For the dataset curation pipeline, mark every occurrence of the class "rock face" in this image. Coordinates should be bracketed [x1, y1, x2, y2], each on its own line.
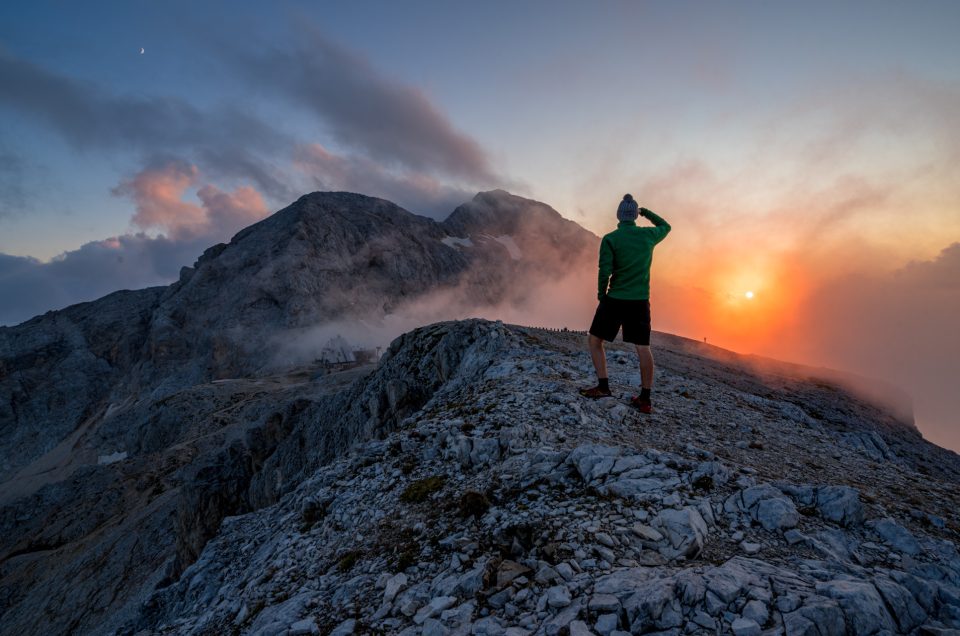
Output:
[1, 190, 959, 636]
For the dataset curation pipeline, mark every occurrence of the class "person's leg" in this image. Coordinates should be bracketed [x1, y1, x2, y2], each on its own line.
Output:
[589, 334, 608, 381]
[623, 300, 654, 412]
[636, 344, 654, 389]
[582, 300, 617, 397]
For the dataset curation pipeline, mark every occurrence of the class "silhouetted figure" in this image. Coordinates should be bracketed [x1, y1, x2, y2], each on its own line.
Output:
[579, 194, 671, 413]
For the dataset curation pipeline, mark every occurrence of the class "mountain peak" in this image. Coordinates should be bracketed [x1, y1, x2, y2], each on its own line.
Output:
[227, 190, 426, 246]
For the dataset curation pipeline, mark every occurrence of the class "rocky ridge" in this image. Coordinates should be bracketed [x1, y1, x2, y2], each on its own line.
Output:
[125, 320, 960, 636]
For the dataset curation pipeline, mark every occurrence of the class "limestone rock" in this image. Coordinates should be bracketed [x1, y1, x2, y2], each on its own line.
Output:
[815, 486, 865, 527]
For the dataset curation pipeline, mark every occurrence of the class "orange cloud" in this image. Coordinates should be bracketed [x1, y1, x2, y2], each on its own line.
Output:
[116, 161, 206, 238]
[114, 161, 268, 240]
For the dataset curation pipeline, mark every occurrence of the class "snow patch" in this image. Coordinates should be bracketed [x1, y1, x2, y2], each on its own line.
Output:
[441, 236, 474, 250]
[493, 234, 523, 260]
[98, 451, 128, 465]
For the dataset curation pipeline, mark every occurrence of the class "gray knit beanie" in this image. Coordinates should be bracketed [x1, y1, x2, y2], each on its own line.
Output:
[617, 194, 639, 221]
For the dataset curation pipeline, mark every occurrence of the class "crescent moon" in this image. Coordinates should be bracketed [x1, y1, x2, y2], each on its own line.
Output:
[139, 47, 145, 55]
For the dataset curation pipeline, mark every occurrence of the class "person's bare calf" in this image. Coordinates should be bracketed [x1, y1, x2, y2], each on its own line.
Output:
[636, 344, 654, 389]
[589, 334, 608, 379]
[632, 344, 655, 413]
[580, 334, 612, 397]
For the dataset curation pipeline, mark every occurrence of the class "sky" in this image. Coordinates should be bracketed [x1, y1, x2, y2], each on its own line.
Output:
[1, 1, 959, 449]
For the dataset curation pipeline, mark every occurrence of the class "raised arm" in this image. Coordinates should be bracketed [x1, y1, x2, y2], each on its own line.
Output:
[641, 207, 671, 243]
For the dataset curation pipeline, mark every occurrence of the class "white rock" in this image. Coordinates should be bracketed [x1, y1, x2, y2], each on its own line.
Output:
[289, 617, 320, 636]
[328, 618, 355, 636]
[546, 585, 572, 608]
[595, 532, 616, 547]
[595, 613, 619, 635]
[731, 617, 761, 636]
[383, 572, 408, 604]
[414, 595, 457, 624]
[555, 562, 575, 581]
[569, 620, 593, 636]
[740, 541, 762, 555]
[631, 524, 663, 542]
[588, 593, 621, 612]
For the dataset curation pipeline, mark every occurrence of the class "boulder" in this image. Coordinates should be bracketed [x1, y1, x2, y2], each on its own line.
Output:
[873, 576, 928, 632]
[546, 585, 572, 608]
[544, 597, 585, 636]
[755, 497, 799, 531]
[622, 577, 677, 632]
[795, 600, 845, 636]
[653, 507, 708, 559]
[731, 617, 761, 636]
[816, 580, 896, 634]
[567, 445, 622, 483]
[815, 486, 864, 527]
[867, 518, 922, 555]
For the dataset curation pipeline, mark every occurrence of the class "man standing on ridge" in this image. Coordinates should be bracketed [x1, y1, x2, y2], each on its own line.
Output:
[580, 194, 671, 414]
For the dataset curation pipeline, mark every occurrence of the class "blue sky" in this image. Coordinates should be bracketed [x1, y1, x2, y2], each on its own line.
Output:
[3, 1, 959, 257]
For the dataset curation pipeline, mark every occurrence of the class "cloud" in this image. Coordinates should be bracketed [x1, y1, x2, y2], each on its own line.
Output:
[197, 183, 270, 234]
[294, 143, 474, 218]
[0, 234, 202, 326]
[0, 148, 29, 217]
[641, 238, 960, 452]
[789, 243, 960, 451]
[1, 30, 502, 208]
[235, 29, 497, 183]
[0, 164, 269, 326]
[0, 49, 294, 199]
[112, 160, 268, 240]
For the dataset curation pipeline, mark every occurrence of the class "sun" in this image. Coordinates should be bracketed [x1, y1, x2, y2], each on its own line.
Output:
[745, 291, 755, 299]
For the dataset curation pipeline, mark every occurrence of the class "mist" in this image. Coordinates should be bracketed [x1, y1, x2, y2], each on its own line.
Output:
[642, 243, 960, 453]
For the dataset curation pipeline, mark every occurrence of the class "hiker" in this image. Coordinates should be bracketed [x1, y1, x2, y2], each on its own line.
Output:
[580, 194, 671, 413]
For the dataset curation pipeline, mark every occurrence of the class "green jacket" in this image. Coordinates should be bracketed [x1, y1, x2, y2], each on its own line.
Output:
[598, 208, 671, 300]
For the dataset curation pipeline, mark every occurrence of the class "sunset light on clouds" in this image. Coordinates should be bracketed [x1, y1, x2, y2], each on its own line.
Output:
[1, 1, 959, 449]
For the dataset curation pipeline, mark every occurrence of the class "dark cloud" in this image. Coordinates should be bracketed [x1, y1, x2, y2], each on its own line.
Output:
[0, 235, 199, 326]
[0, 148, 28, 217]
[235, 29, 497, 183]
[0, 49, 294, 199]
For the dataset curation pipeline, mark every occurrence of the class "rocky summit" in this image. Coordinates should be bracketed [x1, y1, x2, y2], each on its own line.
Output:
[121, 320, 960, 636]
[1, 191, 960, 636]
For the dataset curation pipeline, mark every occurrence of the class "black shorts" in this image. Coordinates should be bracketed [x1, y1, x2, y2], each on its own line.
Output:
[589, 297, 651, 345]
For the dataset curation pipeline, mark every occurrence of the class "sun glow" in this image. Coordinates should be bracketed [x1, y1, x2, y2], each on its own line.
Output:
[662, 255, 810, 355]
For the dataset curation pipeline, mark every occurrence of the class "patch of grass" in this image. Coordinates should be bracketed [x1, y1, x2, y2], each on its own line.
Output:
[692, 475, 714, 492]
[400, 456, 417, 475]
[245, 599, 266, 625]
[396, 546, 419, 571]
[459, 490, 491, 518]
[400, 475, 447, 503]
[337, 550, 362, 572]
[300, 498, 329, 531]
